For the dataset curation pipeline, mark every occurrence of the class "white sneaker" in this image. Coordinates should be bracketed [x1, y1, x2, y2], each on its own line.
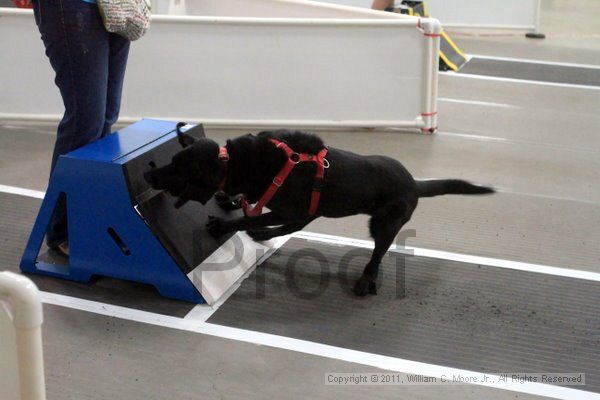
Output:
[56, 241, 70, 257]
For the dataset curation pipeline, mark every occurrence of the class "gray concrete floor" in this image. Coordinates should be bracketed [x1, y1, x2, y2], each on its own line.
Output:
[40, 304, 547, 400]
[1, 1, 599, 399]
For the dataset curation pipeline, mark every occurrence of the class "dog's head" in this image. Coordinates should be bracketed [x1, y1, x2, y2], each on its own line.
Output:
[144, 133, 223, 208]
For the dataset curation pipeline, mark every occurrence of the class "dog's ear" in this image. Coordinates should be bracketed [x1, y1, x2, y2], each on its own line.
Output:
[176, 122, 197, 148]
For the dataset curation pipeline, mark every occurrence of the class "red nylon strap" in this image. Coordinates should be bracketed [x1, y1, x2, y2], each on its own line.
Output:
[308, 147, 328, 215]
[217, 147, 229, 192]
[243, 138, 328, 217]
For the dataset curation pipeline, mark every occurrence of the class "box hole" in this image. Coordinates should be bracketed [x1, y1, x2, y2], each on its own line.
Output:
[107, 228, 131, 256]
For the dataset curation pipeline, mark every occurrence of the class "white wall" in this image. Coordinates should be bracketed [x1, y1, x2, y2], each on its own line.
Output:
[124, 18, 427, 126]
[424, 0, 539, 30]
[316, 0, 540, 30]
[1, 0, 439, 130]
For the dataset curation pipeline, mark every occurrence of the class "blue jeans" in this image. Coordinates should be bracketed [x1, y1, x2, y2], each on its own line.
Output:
[32, 0, 130, 248]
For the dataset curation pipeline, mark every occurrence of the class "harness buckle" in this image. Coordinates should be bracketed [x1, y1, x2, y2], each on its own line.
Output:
[290, 153, 300, 164]
[273, 176, 284, 187]
[218, 147, 229, 161]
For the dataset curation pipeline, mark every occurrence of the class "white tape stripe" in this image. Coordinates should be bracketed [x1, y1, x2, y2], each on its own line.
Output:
[438, 97, 521, 109]
[39, 290, 600, 400]
[441, 71, 600, 91]
[0, 184, 45, 199]
[293, 231, 600, 283]
[469, 54, 600, 70]
[493, 187, 600, 207]
[436, 131, 600, 155]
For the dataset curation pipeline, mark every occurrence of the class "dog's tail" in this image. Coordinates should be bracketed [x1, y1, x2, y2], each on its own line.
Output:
[416, 179, 495, 198]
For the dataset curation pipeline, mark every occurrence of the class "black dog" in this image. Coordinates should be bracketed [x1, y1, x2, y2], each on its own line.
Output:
[144, 129, 494, 296]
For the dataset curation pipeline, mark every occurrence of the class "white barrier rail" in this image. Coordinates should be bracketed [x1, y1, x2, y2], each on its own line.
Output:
[0, 272, 46, 400]
[154, 0, 412, 19]
[421, 0, 541, 32]
[317, 0, 541, 32]
[0, 0, 440, 132]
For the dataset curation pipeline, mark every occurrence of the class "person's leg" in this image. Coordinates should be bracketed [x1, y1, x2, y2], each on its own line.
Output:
[371, 0, 394, 11]
[102, 33, 130, 137]
[32, 0, 111, 248]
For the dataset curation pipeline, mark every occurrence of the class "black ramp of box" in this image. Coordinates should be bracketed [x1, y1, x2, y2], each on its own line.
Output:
[209, 238, 600, 392]
[0, 191, 195, 317]
[122, 124, 241, 274]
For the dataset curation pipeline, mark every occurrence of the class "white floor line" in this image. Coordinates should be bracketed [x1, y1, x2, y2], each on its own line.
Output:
[493, 187, 600, 207]
[39, 290, 600, 400]
[440, 71, 600, 91]
[436, 131, 600, 155]
[437, 97, 521, 109]
[293, 231, 600, 283]
[436, 131, 528, 145]
[0, 184, 45, 199]
[2, 185, 599, 281]
[469, 54, 600, 70]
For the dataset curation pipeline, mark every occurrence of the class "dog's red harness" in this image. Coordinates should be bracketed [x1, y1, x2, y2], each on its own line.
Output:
[218, 138, 328, 217]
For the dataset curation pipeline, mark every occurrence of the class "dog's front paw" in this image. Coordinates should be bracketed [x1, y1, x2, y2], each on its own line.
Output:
[246, 229, 274, 242]
[214, 193, 242, 212]
[353, 275, 377, 297]
[216, 196, 242, 212]
[207, 215, 225, 237]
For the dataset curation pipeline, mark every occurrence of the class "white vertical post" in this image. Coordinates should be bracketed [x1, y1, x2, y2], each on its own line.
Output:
[0, 272, 46, 400]
[525, 0, 546, 39]
[419, 17, 441, 134]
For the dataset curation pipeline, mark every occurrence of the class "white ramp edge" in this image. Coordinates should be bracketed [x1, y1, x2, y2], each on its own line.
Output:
[188, 232, 276, 305]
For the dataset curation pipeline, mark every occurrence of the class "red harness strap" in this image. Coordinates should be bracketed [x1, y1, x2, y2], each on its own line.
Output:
[217, 147, 229, 192]
[241, 138, 328, 217]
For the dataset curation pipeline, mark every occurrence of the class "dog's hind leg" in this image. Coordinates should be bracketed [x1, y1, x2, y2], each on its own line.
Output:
[247, 218, 315, 241]
[353, 198, 415, 296]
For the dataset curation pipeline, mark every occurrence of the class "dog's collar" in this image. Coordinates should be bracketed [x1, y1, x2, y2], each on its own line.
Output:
[217, 146, 229, 192]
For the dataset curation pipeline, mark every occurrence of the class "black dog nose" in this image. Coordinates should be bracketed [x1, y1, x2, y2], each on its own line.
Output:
[143, 170, 157, 186]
